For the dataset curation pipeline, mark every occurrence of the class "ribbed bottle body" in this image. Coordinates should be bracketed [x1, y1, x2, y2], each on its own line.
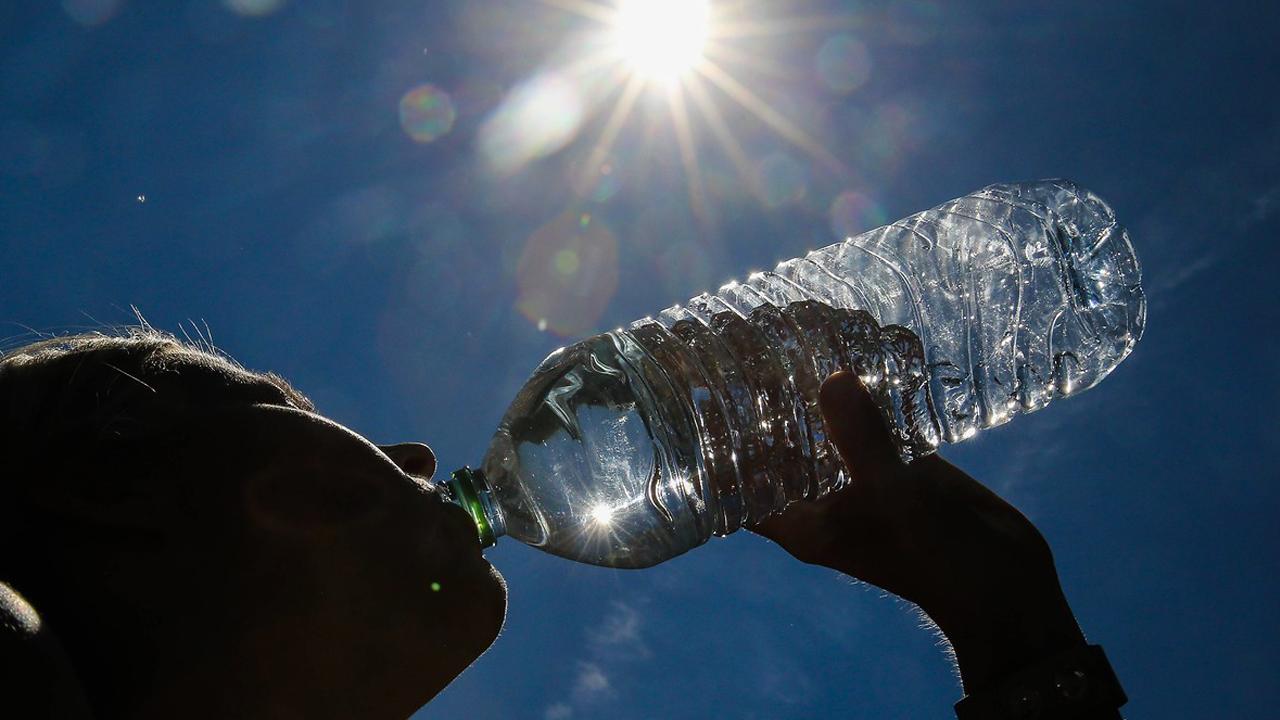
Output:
[623, 178, 1144, 538]
[471, 179, 1144, 568]
[628, 302, 925, 538]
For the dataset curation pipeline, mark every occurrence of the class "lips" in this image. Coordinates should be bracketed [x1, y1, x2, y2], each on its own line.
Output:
[425, 501, 489, 570]
[407, 474, 491, 582]
[441, 502, 482, 546]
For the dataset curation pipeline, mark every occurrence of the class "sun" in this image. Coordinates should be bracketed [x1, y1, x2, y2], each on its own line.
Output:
[485, 1, 845, 225]
[613, 0, 710, 84]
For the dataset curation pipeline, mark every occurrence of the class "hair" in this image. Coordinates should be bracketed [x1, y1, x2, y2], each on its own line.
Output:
[0, 326, 312, 548]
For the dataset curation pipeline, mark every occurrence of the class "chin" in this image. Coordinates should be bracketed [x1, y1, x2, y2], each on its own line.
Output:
[422, 566, 507, 704]
[446, 559, 507, 652]
[412, 570, 507, 708]
[477, 562, 509, 644]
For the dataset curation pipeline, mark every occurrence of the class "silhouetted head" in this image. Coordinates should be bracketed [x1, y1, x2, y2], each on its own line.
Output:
[0, 328, 505, 718]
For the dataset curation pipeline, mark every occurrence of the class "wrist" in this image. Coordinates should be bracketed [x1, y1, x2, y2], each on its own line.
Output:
[935, 582, 1086, 694]
[952, 644, 1127, 720]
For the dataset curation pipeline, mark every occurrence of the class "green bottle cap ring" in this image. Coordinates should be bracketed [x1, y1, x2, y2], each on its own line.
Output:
[447, 467, 501, 548]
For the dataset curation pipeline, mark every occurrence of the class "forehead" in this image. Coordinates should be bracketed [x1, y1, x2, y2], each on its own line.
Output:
[216, 401, 387, 473]
[162, 348, 314, 414]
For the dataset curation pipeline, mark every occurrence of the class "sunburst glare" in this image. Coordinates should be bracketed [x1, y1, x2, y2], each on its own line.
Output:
[613, 0, 710, 84]
[481, 0, 850, 224]
[588, 503, 616, 527]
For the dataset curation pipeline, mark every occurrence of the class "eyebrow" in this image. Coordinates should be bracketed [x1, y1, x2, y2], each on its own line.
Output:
[240, 374, 317, 413]
[275, 385, 316, 413]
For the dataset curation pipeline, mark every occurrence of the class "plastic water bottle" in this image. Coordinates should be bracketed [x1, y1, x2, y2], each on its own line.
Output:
[446, 179, 1145, 568]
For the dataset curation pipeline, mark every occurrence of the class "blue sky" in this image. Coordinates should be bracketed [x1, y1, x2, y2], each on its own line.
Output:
[3, 1, 1278, 717]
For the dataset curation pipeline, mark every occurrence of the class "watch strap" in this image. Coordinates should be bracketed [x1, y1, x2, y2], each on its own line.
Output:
[954, 644, 1126, 720]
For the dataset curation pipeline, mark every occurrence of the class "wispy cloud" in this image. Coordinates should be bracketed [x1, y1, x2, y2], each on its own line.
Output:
[1148, 251, 1217, 298]
[1131, 210, 1219, 313]
[587, 601, 650, 660]
[1127, 133, 1280, 314]
[544, 703, 573, 720]
[543, 601, 647, 720]
[1240, 184, 1280, 229]
[571, 662, 613, 702]
[749, 637, 816, 706]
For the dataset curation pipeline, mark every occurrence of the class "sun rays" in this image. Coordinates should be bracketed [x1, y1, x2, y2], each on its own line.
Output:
[475, 0, 876, 336]
[510, 0, 846, 226]
[587, 1, 840, 221]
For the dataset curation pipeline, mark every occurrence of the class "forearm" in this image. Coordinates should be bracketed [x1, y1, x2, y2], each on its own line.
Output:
[812, 532, 1124, 717]
[761, 373, 1127, 716]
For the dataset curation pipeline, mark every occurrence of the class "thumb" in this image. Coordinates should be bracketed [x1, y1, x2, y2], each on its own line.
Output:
[819, 371, 901, 477]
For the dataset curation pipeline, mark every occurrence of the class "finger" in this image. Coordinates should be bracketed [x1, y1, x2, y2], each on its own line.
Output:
[750, 499, 821, 541]
[819, 371, 902, 477]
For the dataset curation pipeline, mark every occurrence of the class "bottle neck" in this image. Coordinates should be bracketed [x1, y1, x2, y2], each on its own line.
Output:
[445, 467, 506, 548]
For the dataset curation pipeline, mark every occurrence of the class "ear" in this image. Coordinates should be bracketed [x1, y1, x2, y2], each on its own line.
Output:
[0, 582, 94, 718]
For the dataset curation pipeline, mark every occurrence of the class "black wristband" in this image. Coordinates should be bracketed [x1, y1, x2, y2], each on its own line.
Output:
[954, 644, 1126, 720]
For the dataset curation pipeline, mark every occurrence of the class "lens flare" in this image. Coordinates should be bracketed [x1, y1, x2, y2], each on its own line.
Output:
[224, 0, 286, 17]
[479, 73, 584, 176]
[816, 34, 871, 95]
[523, 0, 848, 223]
[829, 190, 887, 239]
[61, 0, 122, 26]
[515, 211, 619, 336]
[613, 0, 710, 83]
[399, 84, 457, 143]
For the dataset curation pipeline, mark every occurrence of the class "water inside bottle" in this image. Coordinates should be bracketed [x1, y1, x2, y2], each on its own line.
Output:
[477, 303, 932, 568]
[481, 333, 705, 568]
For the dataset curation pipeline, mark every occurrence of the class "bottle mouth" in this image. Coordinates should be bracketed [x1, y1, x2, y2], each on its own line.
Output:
[444, 467, 504, 548]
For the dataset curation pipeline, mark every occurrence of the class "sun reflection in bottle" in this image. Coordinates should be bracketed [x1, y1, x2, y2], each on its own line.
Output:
[588, 503, 616, 527]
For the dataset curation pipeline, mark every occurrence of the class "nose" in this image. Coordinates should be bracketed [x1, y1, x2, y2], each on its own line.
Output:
[380, 442, 437, 481]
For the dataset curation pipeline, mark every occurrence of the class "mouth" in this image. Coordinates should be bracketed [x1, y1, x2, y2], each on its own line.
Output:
[444, 502, 484, 545]
[436, 500, 490, 563]
[405, 469, 448, 500]
[405, 475, 484, 561]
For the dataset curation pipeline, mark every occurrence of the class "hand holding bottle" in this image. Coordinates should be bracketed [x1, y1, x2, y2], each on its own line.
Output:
[753, 371, 1087, 693]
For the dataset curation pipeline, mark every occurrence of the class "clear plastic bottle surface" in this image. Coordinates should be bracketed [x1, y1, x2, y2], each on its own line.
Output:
[446, 179, 1146, 568]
